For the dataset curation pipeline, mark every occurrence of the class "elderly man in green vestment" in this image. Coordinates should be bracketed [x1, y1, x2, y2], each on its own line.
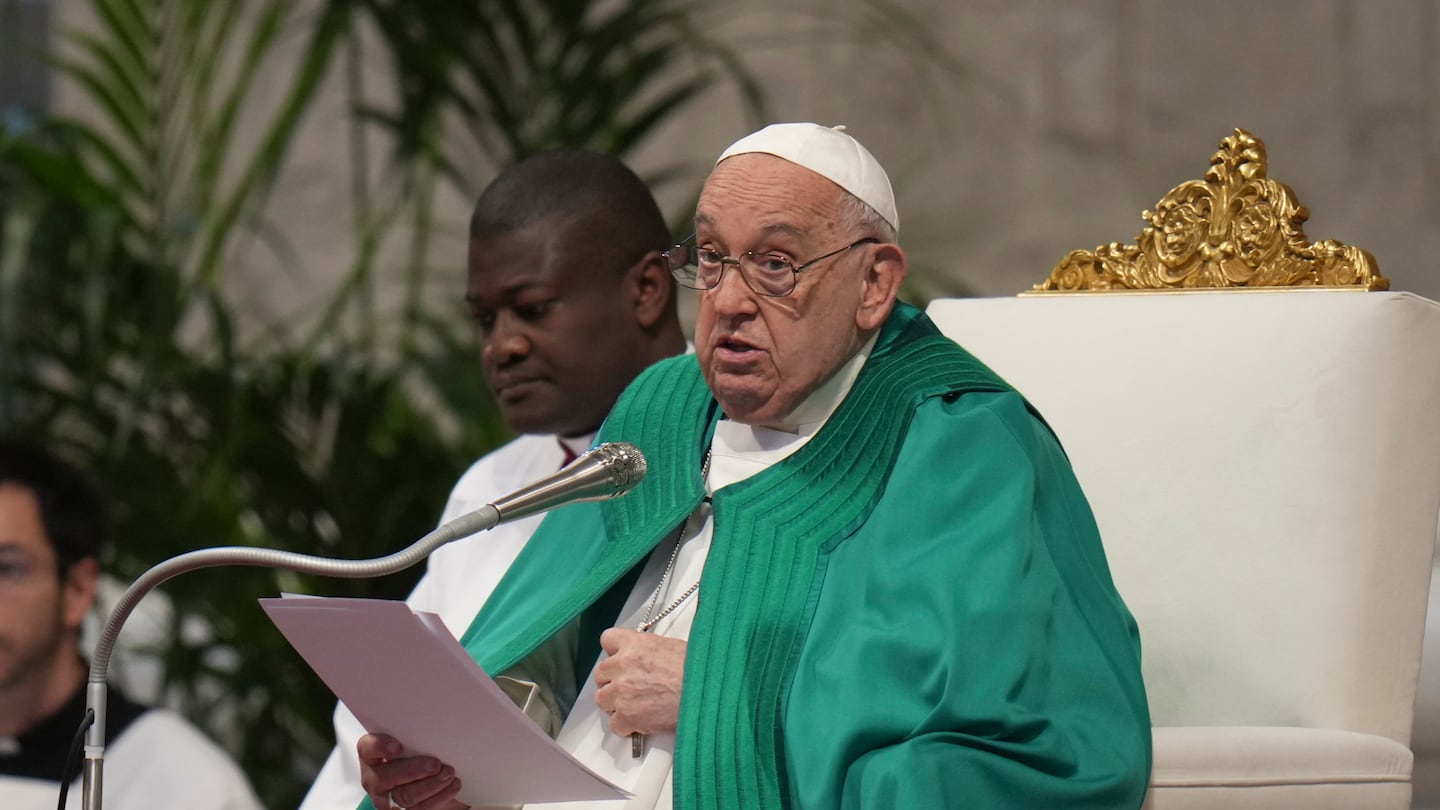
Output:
[358, 124, 1153, 810]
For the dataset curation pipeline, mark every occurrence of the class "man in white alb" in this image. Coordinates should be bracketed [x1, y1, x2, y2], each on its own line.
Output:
[298, 149, 687, 810]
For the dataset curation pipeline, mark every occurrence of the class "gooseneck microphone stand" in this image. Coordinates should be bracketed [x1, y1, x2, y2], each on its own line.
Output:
[79, 442, 646, 810]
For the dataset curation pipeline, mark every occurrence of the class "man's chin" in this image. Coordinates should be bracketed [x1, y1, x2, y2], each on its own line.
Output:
[504, 404, 578, 437]
[497, 389, 552, 430]
[712, 391, 788, 425]
[505, 412, 555, 436]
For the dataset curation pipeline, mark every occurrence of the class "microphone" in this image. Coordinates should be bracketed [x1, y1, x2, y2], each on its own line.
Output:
[440, 439, 648, 538]
[78, 442, 645, 810]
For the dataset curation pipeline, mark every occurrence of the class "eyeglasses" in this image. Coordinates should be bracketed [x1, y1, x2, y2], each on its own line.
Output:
[664, 234, 879, 297]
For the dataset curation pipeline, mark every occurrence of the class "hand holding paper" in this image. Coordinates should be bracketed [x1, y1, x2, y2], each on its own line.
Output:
[358, 732, 463, 810]
[261, 595, 630, 807]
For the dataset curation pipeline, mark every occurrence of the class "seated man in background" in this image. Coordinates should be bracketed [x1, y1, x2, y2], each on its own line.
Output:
[0, 437, 262, 810]
[300, 150, 688, 810]
[358, 124, 1152, 809]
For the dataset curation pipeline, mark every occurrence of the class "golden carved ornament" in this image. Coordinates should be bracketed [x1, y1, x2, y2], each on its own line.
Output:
[1033, 129, 1388, 292]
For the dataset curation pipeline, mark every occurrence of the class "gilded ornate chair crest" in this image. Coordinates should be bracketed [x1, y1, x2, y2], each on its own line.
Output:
[1033, 128, 1388, 292]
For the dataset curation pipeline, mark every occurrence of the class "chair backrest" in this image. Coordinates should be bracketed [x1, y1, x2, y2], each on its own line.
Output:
[925, 129, 1440, 746]
[928, 291, 1440, 744]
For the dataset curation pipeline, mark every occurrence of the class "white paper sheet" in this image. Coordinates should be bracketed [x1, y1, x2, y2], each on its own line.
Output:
[260, 595, 629, 806]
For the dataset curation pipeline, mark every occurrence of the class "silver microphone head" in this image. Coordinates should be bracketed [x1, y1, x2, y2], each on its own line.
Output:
[490, 441, 648, 523]
[586, 441, 648, 496]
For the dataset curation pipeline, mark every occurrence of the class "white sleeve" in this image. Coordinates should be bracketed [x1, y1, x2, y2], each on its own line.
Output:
[297, 702, 368, 810]
[100, 710, 264, 810]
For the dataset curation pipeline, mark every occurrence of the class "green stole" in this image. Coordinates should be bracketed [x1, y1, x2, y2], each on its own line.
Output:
[454, 302, 1019, 809]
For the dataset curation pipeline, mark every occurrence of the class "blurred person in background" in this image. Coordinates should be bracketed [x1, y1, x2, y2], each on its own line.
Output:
[0, 436, 262, 809]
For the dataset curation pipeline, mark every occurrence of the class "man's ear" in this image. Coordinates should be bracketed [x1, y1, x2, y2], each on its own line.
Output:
[627, 249, 673, 330]
[856, 243, 907, 331]
[61, 557, 99, 632]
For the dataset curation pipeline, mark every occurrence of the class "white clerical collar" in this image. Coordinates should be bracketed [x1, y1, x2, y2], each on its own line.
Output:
[709, 420, 806, 492]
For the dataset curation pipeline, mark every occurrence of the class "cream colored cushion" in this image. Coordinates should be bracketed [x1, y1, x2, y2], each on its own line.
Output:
[1145, 725, 1411, 809]
[1151, 725, 1410, 789]
[1147, 726, 1411, 808]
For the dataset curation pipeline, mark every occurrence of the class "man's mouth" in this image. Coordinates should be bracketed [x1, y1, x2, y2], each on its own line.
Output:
[492, 376, 545, 398]
[712, 337, 765, 369]
[717, 337, 758, 354]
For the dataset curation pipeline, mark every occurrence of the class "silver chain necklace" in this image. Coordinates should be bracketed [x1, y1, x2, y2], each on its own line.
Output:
[629, 449, 711, 760]
[636, 450, 712, 634]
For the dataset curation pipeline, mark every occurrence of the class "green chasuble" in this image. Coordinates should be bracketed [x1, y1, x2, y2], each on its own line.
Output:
[362, 302, 1151, 809]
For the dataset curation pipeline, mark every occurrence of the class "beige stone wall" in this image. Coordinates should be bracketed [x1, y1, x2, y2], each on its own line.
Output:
[642, 0, 1439, 302]
[54, 1, 1437, 325]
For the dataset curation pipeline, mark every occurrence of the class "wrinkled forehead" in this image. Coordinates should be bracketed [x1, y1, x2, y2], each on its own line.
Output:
[697, 154, 851, 240]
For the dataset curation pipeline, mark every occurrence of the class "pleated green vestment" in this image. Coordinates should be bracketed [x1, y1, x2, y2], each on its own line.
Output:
[360, 302, 1151, 810]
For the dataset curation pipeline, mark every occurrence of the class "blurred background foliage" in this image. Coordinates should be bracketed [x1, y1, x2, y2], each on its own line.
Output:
[0, 0, 960, 806]
[0, 0, 769, 806]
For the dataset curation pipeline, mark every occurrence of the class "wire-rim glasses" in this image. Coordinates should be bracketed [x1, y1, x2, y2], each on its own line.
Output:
[664, 234, 879, 297]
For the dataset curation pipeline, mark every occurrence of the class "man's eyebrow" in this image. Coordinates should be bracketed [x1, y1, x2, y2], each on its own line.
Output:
[464, 281, 543, 305]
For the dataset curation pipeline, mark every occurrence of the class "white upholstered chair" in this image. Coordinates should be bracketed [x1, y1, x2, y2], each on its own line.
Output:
[925, 130, 1440, 809]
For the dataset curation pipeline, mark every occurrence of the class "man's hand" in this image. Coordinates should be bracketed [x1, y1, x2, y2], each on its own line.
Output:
[593, 628, 688, 736]
[358, 733, 466, 810]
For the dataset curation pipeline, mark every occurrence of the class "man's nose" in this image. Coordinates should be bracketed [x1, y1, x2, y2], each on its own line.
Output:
[482, 313, 530, 365]
[706, 261, 760, 314]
